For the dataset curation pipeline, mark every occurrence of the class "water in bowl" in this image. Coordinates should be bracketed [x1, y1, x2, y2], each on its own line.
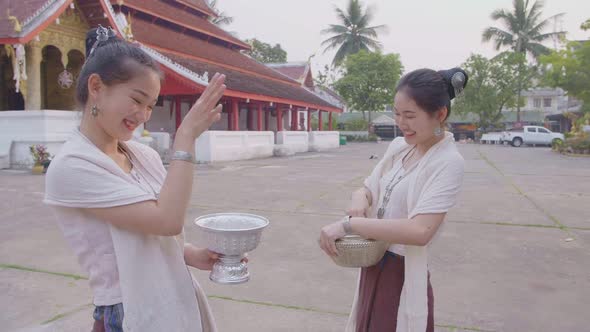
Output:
[199, 214, 266, 231]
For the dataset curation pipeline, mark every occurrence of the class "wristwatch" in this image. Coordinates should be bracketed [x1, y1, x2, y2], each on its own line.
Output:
[170, 150, 195, 164]
[342, 215, 353, 235]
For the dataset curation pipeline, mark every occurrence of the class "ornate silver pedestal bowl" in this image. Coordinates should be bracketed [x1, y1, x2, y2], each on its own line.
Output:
[194, 213, 269, 284]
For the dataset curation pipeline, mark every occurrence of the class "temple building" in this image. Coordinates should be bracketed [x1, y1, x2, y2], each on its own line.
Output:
[0, 0, 343, 167]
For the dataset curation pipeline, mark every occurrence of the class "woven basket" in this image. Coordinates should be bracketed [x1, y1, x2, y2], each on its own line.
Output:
[331, 235, 388, 268]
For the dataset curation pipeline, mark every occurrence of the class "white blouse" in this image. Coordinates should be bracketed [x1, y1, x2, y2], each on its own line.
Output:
[376, 155, 417, 255]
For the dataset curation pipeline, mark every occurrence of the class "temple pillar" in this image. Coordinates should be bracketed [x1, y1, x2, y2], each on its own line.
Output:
[25, 41, 42, 110]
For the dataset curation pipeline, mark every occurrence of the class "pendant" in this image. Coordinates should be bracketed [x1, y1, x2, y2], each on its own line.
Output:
[377, 207, 384, 219]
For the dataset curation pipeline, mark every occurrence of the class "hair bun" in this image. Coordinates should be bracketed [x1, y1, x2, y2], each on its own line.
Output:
[85, 25, 119, 58]
[438, 68, 468, 100]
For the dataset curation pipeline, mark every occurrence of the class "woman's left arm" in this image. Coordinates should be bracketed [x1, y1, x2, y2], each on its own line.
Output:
[352, 214, 445, 246]
[319, 214, 445, 257]
[319, 155, 464, 257]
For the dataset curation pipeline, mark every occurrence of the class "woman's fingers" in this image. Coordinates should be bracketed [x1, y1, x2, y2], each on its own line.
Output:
[193, 75, 218, 108]
[207, 250, 219, 260]
[198, 74, 226, 110]
[329, 237, 339, 256]
[207, 104, 223, 123]
[318, 237, 327, 255]
[319, 233, 338, 257]
[190, 73, 226, 115]
[346, 207, 367, 217]
[320, 239, 330, 255]
[346, 209, 360, 217]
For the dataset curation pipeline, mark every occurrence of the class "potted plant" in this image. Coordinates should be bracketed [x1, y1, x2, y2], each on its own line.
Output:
[29, 144, 52, 174]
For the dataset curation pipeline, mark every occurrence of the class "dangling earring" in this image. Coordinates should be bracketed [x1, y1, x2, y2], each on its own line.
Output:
[434, 125, 443, 137]
[91, 105, 99, 117]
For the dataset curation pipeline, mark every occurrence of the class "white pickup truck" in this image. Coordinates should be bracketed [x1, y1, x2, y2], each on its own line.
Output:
[502, 126, 565, 147]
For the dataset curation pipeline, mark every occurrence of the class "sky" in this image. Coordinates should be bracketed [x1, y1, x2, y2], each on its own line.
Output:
[215, 0, 589, 76]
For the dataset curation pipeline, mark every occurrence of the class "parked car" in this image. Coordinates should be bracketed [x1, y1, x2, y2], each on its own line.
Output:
[501, 126, 565, 147]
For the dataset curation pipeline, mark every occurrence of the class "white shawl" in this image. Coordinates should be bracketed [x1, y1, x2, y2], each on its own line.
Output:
[44, 129, 216, 332]
[346, 132, 464, 332]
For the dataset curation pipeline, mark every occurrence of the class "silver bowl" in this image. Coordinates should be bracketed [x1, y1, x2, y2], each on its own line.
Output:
[194, 213, 269, 284]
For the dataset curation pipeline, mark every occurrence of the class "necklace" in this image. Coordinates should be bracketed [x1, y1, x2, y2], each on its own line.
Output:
[118, 144, 160, 199]
[377, 146, 420, 219]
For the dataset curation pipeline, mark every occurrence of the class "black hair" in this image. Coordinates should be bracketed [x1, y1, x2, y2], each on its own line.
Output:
[75, 27, 163, 106]
[395, 67, 468, 121]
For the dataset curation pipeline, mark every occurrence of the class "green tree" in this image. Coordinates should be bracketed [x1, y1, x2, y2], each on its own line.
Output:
[454, 53, 536, 129]
[314, 65, 340, 88]
[207, 0, 234, 26]
[482, 0, 565, 122]
[245, 39, 287, 63]
[334, 51, 403, 123]
[321, 0, 387, 67]
[541, 19, 590, 114]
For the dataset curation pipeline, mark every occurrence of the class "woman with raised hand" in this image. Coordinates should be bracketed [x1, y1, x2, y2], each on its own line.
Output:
[45, 26, 226, 332]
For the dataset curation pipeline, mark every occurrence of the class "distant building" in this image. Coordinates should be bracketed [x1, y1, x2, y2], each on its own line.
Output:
[267, 62, 346, 130]
[502, 87, 583, 132]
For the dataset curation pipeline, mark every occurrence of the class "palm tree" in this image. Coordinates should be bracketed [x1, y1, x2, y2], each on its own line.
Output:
[321, 0, 387, 67]
[208, 0, 234, 26]
[482, 0, 565, 122]
[482, 0, 565, 59]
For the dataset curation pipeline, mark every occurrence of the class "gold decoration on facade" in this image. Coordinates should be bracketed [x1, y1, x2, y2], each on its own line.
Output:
[7, 10, 22, 33]
[122, 12, 134, 41]
[25, 8, 89, 110]
[37, 8, 88, 65]
[4, 45, 15, 61]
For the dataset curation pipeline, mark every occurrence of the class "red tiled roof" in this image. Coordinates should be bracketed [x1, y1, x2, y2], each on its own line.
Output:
[268, 63, 315, 88]
[318, 86, 344, 103]
[174, 0, 217, 18]
[131, 17, 299, 85]
[161, 51, 341, 111]
[113, 0, 249, 50]
[270, 65, 308, 83]
[0, 0, 74, 42]
[78, 0, 114, 29]
[0, 0, 47, 37]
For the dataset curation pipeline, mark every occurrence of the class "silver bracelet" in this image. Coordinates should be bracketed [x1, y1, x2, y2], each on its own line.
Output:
[170, 150, 195, 164]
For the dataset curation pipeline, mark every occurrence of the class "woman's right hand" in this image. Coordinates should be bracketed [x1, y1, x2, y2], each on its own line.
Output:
[178, 73, 227, 140]
[346, 189, 370, 217]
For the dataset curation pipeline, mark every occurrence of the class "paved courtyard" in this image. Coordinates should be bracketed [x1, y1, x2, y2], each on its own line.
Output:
[1, 142, 589, 332]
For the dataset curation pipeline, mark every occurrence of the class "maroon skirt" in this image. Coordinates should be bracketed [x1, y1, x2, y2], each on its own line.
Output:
[356, 251, 434, 332]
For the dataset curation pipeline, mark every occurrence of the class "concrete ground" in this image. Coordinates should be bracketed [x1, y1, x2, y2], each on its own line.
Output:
[1, 142, 589, 332]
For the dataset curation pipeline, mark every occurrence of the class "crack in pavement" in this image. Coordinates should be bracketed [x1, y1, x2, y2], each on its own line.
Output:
[1, 264, 88, 280]
[476, 149, 573, 238]
[449, 220, 590, 231]
[31, 286, 492, 332]
[41, 303, 93, 325]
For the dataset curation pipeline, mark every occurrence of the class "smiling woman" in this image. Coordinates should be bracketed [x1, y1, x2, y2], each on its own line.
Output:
[44, 26, 227, 332]
[393, 68, 467, 153]
[75, 27, 163, 143]
[319, 67, 468, 332]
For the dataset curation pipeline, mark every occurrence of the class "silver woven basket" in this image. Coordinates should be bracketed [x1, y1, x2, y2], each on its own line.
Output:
[331, 235, 388, 268]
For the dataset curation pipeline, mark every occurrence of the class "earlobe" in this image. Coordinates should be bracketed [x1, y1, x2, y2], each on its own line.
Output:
[87, 73, 102, 100]
[439, 108, 448, 122]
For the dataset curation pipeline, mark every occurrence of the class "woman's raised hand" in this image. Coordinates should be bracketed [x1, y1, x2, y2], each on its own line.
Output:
[178, 73, 226, 140]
